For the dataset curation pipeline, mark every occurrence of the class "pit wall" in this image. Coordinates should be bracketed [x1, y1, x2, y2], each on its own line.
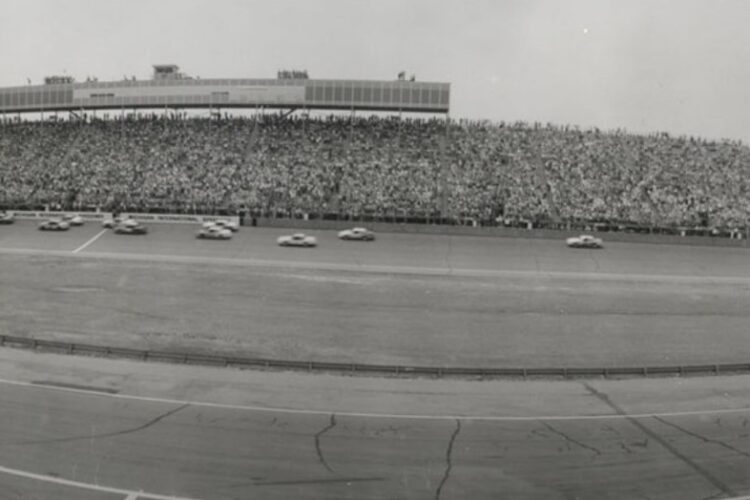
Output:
[251, 217, 749, 248]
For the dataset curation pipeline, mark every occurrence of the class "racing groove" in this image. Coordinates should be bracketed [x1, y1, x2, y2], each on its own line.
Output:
[1, 221, 749, 368]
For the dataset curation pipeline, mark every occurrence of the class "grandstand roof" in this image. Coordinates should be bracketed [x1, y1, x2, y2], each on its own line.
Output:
[0, 77, 450, 114]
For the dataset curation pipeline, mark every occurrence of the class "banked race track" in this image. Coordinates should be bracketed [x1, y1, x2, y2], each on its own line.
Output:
[2, 219, 750, 499]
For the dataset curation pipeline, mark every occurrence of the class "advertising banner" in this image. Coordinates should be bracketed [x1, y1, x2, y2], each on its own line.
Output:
[120, 213, 239, 224]
[11, 210, 109, 220]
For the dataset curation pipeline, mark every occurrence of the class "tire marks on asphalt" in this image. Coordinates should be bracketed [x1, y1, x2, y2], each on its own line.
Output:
[582, 382, 735, 498]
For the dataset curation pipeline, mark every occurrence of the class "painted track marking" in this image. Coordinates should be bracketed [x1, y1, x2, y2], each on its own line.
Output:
[1, 376, 750, 422]
[0, 463, 200, 500]
[72, 229, 107, 254]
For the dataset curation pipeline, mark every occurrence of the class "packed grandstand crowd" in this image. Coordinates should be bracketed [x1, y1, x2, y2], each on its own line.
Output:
[1, 113, 750, 230]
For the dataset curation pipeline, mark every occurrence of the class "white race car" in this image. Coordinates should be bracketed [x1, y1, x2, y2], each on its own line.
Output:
[102, 215, 128, 228]
[277, 233, 317, 247]
[39, 218, 70, 231]
[62, 213, 84, 226]
[197, 225, 233, 240]
[566, 234, 604, 249]
[203, 219, 239, 232]
[113, 219, 148, 235]
[0, 211, 15, 224]
[338, 227, 376, 241]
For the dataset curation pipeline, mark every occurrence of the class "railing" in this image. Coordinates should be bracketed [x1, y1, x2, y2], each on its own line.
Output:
[1, 334, 747, 379]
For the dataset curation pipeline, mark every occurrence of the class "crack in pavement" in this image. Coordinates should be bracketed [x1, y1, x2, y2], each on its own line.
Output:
[314, 414, 337, 474]
[8, 403, 190, 446]
[435, 419, 461, 500]
[602, 425, 634, 455]
[582, 382, 736, 497]
[538, 421, 602, 457]
[653, 416, 750, 460]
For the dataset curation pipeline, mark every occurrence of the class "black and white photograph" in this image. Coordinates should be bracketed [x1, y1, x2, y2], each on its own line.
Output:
[2, 0, 750, 498]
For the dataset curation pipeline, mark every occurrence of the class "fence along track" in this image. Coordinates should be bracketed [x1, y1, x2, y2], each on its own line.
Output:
[0, 334, 746, 379]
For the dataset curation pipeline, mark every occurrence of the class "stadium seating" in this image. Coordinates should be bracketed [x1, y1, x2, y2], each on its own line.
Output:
[1, 114, 749, 230]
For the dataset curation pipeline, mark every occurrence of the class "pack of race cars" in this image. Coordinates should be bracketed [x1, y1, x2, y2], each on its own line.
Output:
[0, 210, 605, 248]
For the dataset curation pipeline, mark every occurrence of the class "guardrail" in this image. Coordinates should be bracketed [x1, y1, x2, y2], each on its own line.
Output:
[1, 334, 748, 379]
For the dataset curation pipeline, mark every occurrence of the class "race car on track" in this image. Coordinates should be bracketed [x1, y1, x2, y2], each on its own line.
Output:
[277, 233, 317, 247]
[61, 213, 84, 226]
[203, 219, 239, 232]
[338, 227, 375, 241]
[197, 225, 233, 240]
[113, 219, 148, 235]
[566, 234, 604, 249]
[0, 211, 15, 224]
[39, 218, 70, 231]
[102, 215, 128, 228]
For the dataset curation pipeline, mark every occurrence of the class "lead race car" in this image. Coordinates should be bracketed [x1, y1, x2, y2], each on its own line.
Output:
[338, 227, 376, 241]
[566, 234, 604, 249]
[0, 211, 15, 224]
[197, 225, 233, 240]
[113, 219, 148, 235]
[39, 218, 70, 231]
[277, 233, 317, 247]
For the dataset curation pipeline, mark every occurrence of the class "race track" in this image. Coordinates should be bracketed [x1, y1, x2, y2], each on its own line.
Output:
[2, 217, 750, 500]
[2, 349, 750, 500]
[1, 220, 749, 367]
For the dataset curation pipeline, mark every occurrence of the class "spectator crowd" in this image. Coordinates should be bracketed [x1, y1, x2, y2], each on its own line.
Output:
[2, 113, 750, 230]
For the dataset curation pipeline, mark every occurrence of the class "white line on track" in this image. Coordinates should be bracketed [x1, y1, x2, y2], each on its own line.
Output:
[1, 376, 750, 422]
[0, 463, 200, 500]
[71, 229, 107, 254]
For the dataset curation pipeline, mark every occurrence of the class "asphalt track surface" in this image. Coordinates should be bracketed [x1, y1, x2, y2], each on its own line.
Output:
[1, 220, 750, 367]
[3, 221, 750, 499]
[2, 349, 750, 499]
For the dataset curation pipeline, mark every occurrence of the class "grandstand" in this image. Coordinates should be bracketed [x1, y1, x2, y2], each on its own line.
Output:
[0, 65, 450, 115]
[1, 65, 750, 236]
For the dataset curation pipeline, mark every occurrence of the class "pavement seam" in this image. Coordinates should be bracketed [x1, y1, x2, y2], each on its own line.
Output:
[582, 382, 735, 497]
[10, 403, 190, 446]
[538, 420, 602, 457]
[652, 415, 750, 460]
